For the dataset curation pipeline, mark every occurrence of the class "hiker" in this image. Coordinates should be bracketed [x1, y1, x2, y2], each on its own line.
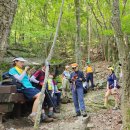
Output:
[84, 61, 95, 90]
[9, 57, 53, 123]
[104, 67, 120, 110]
[30, 64, 59, 115]
[62, 65, 71, 101]
[70, 63, 87, 117]
[47, 73, 61, 112]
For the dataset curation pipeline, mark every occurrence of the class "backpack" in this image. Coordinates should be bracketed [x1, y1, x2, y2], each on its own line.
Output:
[2, 72, 24, 89]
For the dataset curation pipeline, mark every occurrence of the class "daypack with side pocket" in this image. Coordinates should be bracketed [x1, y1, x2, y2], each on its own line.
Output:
[2, 72, 24, 89]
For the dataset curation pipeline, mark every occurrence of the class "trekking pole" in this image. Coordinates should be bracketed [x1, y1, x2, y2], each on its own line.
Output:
[45, 89, 57, 110]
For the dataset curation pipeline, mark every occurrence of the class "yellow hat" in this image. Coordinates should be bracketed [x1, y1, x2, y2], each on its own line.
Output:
[71, 63, 78, 68]
[108, 67, 114, 71]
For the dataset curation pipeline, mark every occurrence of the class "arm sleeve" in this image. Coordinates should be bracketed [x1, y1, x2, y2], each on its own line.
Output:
[12, 72, 26, 81]
[114, 80, 117, 87]
[112, 74, 117, 87]
[107, 82, 109, 89]
[33, 70, 41, 78]
[30, 75, 39, 84]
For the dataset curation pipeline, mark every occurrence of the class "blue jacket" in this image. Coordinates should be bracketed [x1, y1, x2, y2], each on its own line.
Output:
[70, 70, 85, 88]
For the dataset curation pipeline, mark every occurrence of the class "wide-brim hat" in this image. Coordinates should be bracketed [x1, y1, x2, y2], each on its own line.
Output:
[71, 63, 78, 68]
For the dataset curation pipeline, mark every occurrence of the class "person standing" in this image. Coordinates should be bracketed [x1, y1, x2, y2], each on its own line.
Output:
[104, 67, 120, 110]
[62, 65, 70, 100]
[70, 63, 87, 117]
[85, 61, 95, 90]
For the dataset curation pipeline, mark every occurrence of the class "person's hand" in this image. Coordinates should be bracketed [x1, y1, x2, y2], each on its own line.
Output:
[24, 66, 30, 72]
[39, 82, 44, 86]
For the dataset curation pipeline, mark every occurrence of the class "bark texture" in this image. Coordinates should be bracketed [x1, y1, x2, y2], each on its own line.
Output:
[33, 0, 64, 129]
[0, 0, 17, 63]
[74, 0, 82, 67]
[111, 0, 130, 129]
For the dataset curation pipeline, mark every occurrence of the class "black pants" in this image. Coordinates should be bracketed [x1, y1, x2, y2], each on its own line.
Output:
[31, 83, 54, 108]
[86, 73, 94, 88]
[43, 90, 54, 108]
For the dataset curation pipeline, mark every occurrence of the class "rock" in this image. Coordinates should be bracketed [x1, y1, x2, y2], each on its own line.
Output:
[6, 128, 16, 130]
[87, 123, 95, 128]
[0, 123, 5, 130]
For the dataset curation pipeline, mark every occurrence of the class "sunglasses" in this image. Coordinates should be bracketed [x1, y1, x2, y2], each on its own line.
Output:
[72, 67, 76, 69]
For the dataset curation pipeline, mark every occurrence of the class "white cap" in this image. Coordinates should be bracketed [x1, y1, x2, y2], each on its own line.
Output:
[65, 65, 70, 69]
[13, 57, 26, 62]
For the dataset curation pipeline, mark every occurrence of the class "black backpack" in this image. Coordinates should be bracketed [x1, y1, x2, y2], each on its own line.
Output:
[2, 72, 24, 89]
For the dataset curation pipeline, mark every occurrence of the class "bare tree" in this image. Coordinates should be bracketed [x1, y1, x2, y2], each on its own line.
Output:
[33, 0, 64, 129]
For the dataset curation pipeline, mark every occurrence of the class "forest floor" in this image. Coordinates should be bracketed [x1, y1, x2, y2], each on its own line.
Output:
[1, 61, 122, 130]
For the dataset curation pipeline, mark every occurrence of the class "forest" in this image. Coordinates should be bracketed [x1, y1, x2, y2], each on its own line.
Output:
[0, 0, 130, 130]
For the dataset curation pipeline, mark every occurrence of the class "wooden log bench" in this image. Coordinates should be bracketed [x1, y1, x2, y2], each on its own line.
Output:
[0, 85, 26, 123]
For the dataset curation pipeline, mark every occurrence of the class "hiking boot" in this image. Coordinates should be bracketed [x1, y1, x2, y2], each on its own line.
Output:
[54, 107, 60, 113]
[73, 111, 81, 117]
[76, 111, 81, 116]
[48, 111, 57, 119]
[81, 111, 87, 117]
[28, 114, 36, 123]
[41, 113, 53, 123]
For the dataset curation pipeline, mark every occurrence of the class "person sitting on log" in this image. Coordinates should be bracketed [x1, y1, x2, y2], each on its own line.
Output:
[104, 67, 120, 110]
[30, 64, 58, 117]
[9, 57, 53, 123]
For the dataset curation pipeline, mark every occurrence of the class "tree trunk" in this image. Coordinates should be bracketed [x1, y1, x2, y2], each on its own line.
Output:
[87, 15, 91, 62]
[0, 0, 17, 63]
[33, 0, 64, 129]
[74, 0, 82, 67]
[111, 0, 130, 129]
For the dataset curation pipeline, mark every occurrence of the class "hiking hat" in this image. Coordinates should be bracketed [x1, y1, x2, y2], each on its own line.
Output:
[13, 57, 26, 62]
[65, 65, 70, 69]
[107, 67, 114, 71]
[86, 60, 90, 64]
[71, 63, 78, 68]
